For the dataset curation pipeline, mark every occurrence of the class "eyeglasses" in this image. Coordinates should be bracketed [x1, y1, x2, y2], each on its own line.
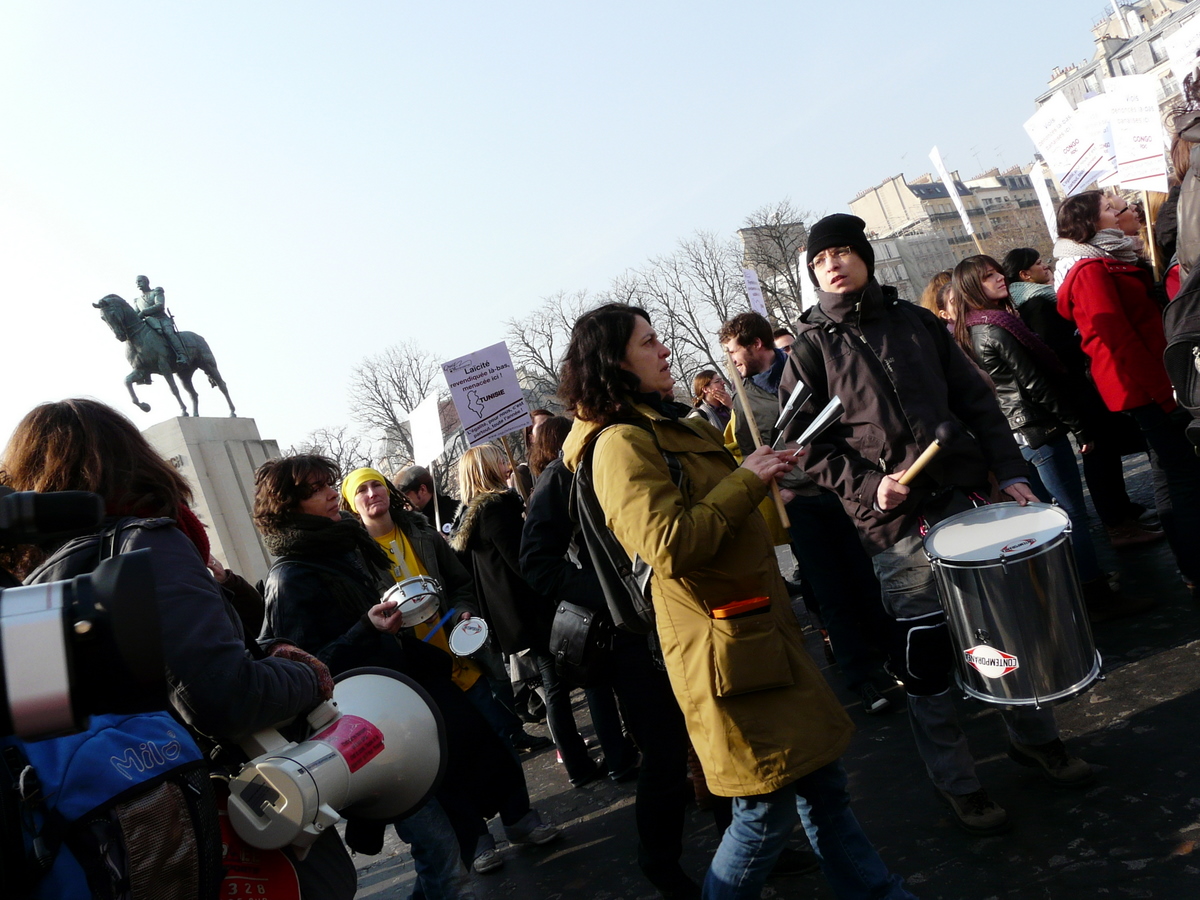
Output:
[809, 246, 855, 269]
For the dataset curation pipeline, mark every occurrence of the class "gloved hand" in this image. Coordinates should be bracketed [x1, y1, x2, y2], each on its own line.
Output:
[268, 642, 335, 700]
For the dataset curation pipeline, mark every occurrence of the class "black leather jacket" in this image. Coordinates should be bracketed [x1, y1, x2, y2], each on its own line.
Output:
[968, 322, 1086, 448]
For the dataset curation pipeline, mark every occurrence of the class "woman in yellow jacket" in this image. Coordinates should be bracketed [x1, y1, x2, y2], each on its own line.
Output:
[559, 303, 915, 900]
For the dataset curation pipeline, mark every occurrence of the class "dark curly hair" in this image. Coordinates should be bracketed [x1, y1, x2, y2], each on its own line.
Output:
[253, 453, 340, 534]
[1002, 248, 1040, 283]
[1056, 190, 1104, 244]
[717, 312, 774, 349]
[558, 303, 650, 425]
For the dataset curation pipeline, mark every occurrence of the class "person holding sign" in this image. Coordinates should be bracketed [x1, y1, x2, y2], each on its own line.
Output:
[1055, 191, 1200, 602]
[780, 214, 1092, 838]
[559, 303, 914, 900]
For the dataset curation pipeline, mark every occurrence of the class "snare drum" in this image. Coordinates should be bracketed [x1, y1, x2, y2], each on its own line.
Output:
[381, 576, 443, 628]
[448, 618, 489, 657]
[923, 502, 1100, 708]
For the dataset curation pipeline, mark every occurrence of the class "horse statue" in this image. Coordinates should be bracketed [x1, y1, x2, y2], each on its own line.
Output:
[94, 294, 237, 418]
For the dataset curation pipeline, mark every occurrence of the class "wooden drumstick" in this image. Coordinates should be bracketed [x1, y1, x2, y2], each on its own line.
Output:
[723, 351, 791, 529]
[897, 422, 961, 486]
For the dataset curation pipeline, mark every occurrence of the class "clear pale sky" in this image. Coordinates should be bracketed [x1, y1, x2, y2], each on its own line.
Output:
[0, 1, 1127, 452]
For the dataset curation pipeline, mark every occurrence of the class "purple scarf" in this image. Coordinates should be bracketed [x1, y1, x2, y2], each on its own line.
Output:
[964, 308, 1065, 376]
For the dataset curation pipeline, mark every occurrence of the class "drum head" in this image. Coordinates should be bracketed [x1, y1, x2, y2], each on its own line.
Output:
[924, 502, 1069, 563]
[448, 618, 488, 656]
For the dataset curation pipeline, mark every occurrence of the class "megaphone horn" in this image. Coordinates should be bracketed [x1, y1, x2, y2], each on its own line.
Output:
[226, 668, 448, 856]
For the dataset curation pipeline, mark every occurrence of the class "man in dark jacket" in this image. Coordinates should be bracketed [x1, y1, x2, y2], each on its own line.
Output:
[719, 311, 895, 715]
[397, 465, 461, 537]
[779, 214, 1092, 836]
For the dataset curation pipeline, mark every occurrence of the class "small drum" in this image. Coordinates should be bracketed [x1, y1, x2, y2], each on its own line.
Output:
[448, 618, 489, 657]
[923, 502, 1100, 708]
[381, 576, 442, 628]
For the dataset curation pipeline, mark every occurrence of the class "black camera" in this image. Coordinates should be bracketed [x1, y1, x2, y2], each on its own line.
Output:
[0, 489, 164, 739]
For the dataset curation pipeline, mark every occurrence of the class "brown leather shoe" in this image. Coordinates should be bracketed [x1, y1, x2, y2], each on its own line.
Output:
[1106, 520, 1166, 549]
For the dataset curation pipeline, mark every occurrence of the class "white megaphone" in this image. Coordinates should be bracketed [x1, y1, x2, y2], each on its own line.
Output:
[226, 667, 447, 857]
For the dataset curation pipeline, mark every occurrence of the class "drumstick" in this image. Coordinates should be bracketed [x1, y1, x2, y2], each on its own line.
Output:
[897, 422, 961, 486]
[724, 351, 790, 529]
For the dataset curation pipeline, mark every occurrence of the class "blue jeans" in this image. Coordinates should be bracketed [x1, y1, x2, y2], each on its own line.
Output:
[1019, 436, 1102, 583]
[703, 761, 915, 900]
[1126, 404, 1200, 584]
[394, 798, 475, 900]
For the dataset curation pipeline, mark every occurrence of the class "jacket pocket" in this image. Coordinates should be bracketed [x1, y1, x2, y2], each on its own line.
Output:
[709, 612, 795, 697]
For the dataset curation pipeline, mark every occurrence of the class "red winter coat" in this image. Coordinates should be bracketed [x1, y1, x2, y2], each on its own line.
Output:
[1056, 257, 1175, 413]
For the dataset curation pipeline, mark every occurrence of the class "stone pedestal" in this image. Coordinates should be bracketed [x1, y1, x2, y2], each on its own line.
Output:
[143, 417, 280, 587]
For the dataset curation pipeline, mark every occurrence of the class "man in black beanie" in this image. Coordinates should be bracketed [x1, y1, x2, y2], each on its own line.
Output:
[778, 213, 1093, 836]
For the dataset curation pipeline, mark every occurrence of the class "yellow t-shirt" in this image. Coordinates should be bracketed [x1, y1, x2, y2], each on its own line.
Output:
[375, 525, 482, 692]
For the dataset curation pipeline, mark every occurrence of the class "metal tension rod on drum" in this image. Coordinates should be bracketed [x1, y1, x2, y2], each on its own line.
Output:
[897, 421, 961, 486]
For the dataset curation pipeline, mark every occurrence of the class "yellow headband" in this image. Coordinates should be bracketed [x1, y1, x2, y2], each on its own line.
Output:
[340, 467, 390, 510]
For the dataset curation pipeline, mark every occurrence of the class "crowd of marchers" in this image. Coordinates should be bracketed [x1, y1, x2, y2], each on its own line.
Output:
[5, 132, 1200, 900]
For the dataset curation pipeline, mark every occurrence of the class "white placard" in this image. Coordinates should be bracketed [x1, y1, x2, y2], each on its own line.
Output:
[409, 391, 447, 468]
[1024, 92, 1110, 196]
[441, 342, 532, 448]
[928, 146, 974, 236]
[1106, 74, 1170, 193]
[1165, 13, 1200, 97]
[1030, 161, 1059, 241]
[742, 268, 768, 317]
[1075, 93, 1120, 188]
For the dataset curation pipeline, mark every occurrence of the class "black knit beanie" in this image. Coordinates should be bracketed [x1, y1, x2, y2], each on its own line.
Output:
[806, 214, 874, 286]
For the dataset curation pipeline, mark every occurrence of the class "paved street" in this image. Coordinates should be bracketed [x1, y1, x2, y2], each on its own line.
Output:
[353, 457, 1200, 899]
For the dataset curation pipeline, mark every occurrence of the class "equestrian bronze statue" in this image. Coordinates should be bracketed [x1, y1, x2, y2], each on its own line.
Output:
[94, 279, 236, 418]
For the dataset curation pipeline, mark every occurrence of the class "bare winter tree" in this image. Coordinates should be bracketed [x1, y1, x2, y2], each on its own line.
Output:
[290, 425, 374, 474]
[739, 200, 820, 323]
[626, 230, 746, 389]
[349, 339, 442, 470]
[504, 289, 591, 408]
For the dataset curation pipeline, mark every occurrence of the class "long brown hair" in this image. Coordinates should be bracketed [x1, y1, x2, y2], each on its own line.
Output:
[528, 415, 572, 477]
[949, 255, 1010, 358]
[0, 398, 191, 515]
[558, 303, 650, 425]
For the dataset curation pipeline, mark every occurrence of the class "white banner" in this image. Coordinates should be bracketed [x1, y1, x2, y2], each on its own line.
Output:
[1075, 93, 1120, 188]
[1024, 92, 1111, 196]
[742, 268, 769, 317]
[1106, 74, 1170, 193]
[441, 341, 532, 448]
[1030, 161, 1059, 241]
[409, 391, 447, 468]
[801, 261, 820, 310]
[1165, 13, 1200, 97]
[928, 145, 974, 236]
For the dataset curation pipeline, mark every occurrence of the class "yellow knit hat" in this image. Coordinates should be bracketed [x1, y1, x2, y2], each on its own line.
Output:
[340, 467, 390, 511]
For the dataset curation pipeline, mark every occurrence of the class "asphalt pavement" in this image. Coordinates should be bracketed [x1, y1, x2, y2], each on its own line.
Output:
[352, 455, 1200, 899]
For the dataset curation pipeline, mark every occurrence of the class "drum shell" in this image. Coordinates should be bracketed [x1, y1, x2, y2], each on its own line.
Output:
[926, 507, 1100, 708]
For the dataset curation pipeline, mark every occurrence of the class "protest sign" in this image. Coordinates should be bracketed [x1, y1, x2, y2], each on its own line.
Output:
[1075, 93, 1120, 188]
[1024, 92, 1111, 196]
[409, 391, 447, 468]
[441, 342, 532, 448]
[928, 146, 974, 236]
[1030, 161, 1058, 242]
[801, 264, 820, 310]
[1166, 13, 1200, 98]
[1106, 74, 1169, 193]
[742, 268, 769, 317]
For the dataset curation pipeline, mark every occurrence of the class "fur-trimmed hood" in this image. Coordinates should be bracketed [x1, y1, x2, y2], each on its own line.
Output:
[449, 489, 522, 552]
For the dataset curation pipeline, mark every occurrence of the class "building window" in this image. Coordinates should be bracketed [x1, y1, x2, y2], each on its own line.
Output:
[1119, 55, 1137, 76]
[1083, 72, 1101, 94]
[1150, 37, 1166, 64]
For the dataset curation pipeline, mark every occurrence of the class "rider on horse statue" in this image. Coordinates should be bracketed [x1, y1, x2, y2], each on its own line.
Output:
[135, 275, 188, 366]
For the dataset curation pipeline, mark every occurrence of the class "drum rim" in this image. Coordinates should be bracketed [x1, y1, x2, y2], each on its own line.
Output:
[923, 501, 1071, 566]
[953, 650, 1102, 707]
[448, 618, 488, 655]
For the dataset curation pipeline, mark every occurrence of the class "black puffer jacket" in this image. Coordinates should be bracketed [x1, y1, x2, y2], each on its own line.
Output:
[968, 322, 1086, 448]
[452, 490, 554, 655]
